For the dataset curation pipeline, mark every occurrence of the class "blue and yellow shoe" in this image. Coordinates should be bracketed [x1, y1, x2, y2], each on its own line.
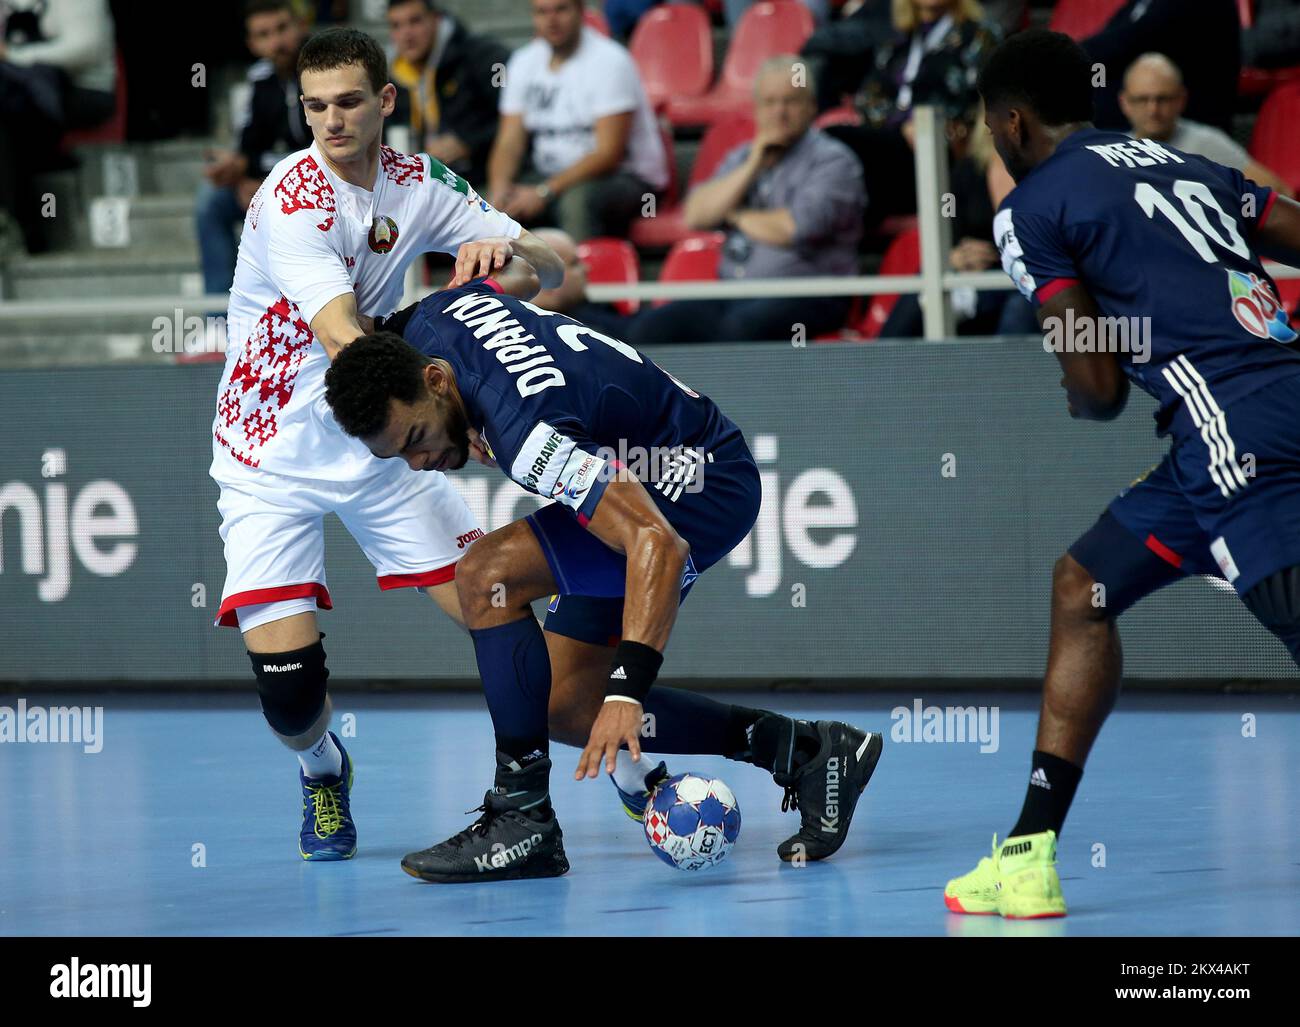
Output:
[299, 733, 356, 861]
[610, 760, 670, 821]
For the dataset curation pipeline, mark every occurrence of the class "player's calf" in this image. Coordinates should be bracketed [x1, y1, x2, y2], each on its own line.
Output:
[250, 640, 356, 860]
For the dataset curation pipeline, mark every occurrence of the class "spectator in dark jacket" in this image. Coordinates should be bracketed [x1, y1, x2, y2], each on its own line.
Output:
[195, 0, 309, 297]
[826, 0, 999, 230]
[1083, 0, 1240, 133]
[386, 0, 508, 184]
[1242, 0, 1300, 69]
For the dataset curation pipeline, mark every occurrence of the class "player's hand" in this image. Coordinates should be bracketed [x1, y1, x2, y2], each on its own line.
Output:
[449, 237, 514, 287]
[575, 700, 644, 779]
[507, 186, 549, 222]
[467, 427, 496, 468]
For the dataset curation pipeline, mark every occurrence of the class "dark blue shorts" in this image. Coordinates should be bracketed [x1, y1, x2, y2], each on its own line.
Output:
[528, 434, 761, 647]
[1070, 375, 1300, 611]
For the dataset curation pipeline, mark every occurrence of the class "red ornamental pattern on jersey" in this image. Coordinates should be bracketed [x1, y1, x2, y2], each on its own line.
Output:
[379, 144, 424, 187]
[274, 155, 336, 231]
[214, 296, 314, 467]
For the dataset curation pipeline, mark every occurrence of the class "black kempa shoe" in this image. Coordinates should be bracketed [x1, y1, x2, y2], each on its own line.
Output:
[773, 721, 883, 862]
[401, 753, 570, 884]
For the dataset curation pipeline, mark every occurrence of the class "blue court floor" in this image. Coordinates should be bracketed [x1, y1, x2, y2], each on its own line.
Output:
[0, 691, 1296, 937]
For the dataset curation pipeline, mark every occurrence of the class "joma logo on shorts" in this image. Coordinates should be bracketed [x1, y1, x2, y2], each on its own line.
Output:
[456, 529, 485, 549]
[475, 832, 543, 872]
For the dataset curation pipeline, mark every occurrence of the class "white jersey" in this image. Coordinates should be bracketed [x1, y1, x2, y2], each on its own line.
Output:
[211, 141, 522, 482]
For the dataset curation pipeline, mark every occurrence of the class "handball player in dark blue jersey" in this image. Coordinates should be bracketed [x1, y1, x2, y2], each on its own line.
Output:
[324, 258, 882, 883]
[945, 29, 1300, 918]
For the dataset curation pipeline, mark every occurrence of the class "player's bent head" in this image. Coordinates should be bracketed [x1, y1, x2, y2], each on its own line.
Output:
[978, 28, 1094, 178]
[325, 334, 471, 473]
[298, 28, 396, 159]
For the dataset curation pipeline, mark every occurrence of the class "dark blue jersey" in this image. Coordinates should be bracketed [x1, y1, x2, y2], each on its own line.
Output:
[396, 279, 743, 523]
[994, 127, 1300, 438]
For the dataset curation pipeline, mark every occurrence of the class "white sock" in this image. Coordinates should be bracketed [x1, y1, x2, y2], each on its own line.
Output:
[611, 749, 651, 794]
[298, 730, 343, 779]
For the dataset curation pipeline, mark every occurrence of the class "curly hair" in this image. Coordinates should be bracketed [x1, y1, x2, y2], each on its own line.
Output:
[324, 333, 430, 439]
[298, 27, 388, 95]
[977, 28, 1094, 127]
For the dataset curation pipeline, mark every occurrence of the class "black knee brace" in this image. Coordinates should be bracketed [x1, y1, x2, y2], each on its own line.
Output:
[1242, 566, 1300, 664]
[250, 639, 329, 739]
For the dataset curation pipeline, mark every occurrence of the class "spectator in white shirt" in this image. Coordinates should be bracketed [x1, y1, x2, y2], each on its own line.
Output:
[1121, 52, 1293, 197]
[487, 0, 669, 241]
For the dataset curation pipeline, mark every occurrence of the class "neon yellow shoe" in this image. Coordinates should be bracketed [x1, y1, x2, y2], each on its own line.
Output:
[944, 835, 1002, 915]
[945, 831, 1068, 918]
[995, 830, 1066, 919]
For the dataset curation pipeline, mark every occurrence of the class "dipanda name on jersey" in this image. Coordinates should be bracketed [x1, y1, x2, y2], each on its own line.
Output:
[401, 280, 743, 523]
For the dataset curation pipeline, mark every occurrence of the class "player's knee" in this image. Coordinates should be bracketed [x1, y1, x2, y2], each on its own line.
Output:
[250, 640, 330, 746]
[454, 543, 509, 620]
[1052, 553, 1108, 622]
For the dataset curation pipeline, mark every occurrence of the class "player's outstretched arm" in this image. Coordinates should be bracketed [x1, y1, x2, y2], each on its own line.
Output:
[309, 293, 368, 361]
[573, 470, 690, 780]
[511, 229, 564, 289]
[1256, 194, 1300, 268]
[1036, 283, 1130, 421]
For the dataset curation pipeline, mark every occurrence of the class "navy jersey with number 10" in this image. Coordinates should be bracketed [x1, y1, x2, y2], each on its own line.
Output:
[995, 127, 1300, 439]
[390, 278, 744, 525]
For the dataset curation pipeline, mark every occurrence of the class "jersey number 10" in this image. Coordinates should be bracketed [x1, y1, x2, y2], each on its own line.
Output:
[1135, 180, 1252, 264]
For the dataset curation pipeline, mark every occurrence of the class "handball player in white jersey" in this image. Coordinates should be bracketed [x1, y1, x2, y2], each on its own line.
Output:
[209, 27, 562, 861]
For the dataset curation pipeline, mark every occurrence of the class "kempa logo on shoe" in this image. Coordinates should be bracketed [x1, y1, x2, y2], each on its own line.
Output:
[821, 756, 840, 833]
[475, 833, 544, 872]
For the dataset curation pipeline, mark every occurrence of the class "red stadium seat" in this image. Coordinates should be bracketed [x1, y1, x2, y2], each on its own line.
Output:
[62, 50, 127, 148]
[859, 225, 921, 339]
[577, 237, 642, 316]
[1236, 0, 1300, 96]
[1250, 81, 1300, 193]
[583, 7, 610, 35]
[630, 116, 755, 248]
[1048, 0, 1127, 40]
[813, 104, 863, 129]
[664, 1, 814, 127]
[630, 3, 714, 112]
[654, 232, 725, 307]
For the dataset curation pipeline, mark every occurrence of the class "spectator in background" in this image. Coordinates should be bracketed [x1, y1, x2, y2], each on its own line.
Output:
[1083, 0, 1240, 133]
[0, 0, 116, 254]
[195, 0, 309, 298]
[880, 107, 1033, 337]
[1243, 0, 1300, 70]
[487, 0, 668, 241]
[1121, 53, 1294, 198]
[530, 226, 633, 337]
[802, 0, 896, 111]
[629, 57, 864, 345]
[386, 0, 507, 185]
[827, 0, 999, 231]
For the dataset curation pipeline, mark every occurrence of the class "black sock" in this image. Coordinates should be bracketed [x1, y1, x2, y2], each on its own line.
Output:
[747, 713, 820, 775]
[636, 688, 757, 759]
[1008, 750, 1083, 838]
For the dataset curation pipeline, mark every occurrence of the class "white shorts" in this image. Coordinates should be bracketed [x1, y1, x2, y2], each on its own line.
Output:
[214, 458, 483, 628]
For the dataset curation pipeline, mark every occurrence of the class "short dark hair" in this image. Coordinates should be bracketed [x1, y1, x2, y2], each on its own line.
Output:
[298, 27, 389, 94]
[977, 28, 1095, 126]
[387, 0, 439, 11]
[325, 333, 430, 439]
[245, 0, 293, 20]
